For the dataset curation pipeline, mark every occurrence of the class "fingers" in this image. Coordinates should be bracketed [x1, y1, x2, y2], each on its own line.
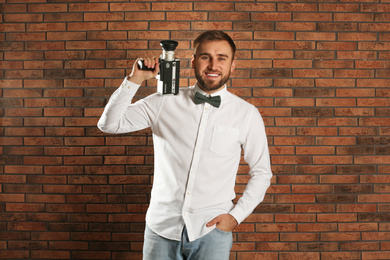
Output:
[206, 216, 220, 227]
[206, 214, 238, 231]
[128, 57, 159, 85]
[141, 57, 159, 70]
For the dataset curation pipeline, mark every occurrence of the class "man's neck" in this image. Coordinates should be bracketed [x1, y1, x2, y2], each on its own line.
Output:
[197, 84, 226, 95]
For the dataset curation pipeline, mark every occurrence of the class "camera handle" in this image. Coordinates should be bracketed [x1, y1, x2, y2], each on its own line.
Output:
[137, 59, 156, 71]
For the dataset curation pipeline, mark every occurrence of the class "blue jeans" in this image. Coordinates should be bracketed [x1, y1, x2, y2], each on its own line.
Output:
[143, 225, 233, 260]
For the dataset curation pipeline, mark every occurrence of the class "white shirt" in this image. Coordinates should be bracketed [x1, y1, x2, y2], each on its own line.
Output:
[97, 78, 272, 242]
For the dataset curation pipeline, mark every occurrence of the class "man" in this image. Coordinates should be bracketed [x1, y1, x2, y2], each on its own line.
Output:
[98, 30, 272, 260]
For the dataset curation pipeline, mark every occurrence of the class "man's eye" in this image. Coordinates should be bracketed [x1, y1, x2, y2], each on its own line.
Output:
[201, 56, 209, 60]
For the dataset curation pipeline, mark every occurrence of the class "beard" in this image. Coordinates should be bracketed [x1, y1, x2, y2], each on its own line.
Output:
[194, 67, 231, 93]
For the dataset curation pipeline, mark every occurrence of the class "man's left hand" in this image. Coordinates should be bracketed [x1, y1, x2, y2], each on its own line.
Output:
[206, 214, 238, 232]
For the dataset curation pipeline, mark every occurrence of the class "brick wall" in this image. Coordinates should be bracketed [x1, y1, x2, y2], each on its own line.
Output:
[1, 1, 390, 259]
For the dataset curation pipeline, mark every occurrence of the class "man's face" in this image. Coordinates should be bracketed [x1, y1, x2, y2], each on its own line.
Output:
[192, 40, 235, 94]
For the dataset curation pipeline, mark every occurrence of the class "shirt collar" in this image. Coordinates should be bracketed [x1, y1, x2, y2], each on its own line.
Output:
[192, 83, 228, 99]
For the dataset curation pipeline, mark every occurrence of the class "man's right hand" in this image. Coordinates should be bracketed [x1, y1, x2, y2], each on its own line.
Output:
[128, 57, 160, 85]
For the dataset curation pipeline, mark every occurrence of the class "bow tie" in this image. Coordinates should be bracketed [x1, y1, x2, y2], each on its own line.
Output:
[194, 92, 221, 108]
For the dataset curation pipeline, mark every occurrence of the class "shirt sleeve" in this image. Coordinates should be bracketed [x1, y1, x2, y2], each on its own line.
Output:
[229, 107, 273, 224]
[97, 77, 163, 134]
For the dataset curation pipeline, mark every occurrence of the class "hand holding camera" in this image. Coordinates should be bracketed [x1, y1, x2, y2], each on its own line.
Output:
[128, 40, 180, 95]
[129, 57, 160, 85]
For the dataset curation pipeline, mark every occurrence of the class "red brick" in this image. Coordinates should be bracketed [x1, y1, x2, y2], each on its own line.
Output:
[109, 21, 148, 31]
[0, 23, 25, 32]
[276, 22, 316, 31]
[320, 175, 358, 184]
[317, 213, 357, 223]
[280, 233, 319, 242]
[85, 69, 124, 78]
[43, 185, 82, 194]
[292, 184, 332, 194]
[47, 32, 86, 41]
[28, 3, 67, 12]
[318, 22, 357, 32]
[275, 214, 316, 223]
[341, 241, 380, 251]
[297, 32, 336, 41]
[294, 13, 332, 22]
[45, 127, 85, 137]
[362, 252, 390, 260]
[298, 242, 338, 252]
[44, 108, 83, 117]
[44, 13, 83, 22]
[66, 41, 106, 50]
[44, 147, 84, 156]
[63, 156, 103, 165]
[360, 23, 390, 32]
[274, 60, 311, 68]
[125, 12, 164, 21]
[321, 232, 361, 241]
[338, 32, 376, 41]
[167, 12, 207, 21]
[0, 61, 23, 70]
[4, 13, 42, 22]
[64, 79, 104, 88]
[321, 252, 361, 260]
[253, 12, 291, 22]
[5, 127, 44, 137]
[4, 165, 42, 174]
[65, 118, 99, 127]
[280, 252, 319, 260]
[275, 194, 315, 204]
[68, 22, 107, 31]
[6, 203, 44, 212]
[296, 50, 335, 59]
[27, 23, 66, 32]
[198, 23, 235, 33]
[359, 42, 390, 50]
[297, 127, 337, 136]
[5, 70, 44, 79]
[276, 41, 315, 50]
[210, 12, 250, 21]
[150, 21, 190, 31]
[24, 61, 63, 70]
[152, 2, 192, 11]
[68, 3, 108, 12]
[338, 51, 376, 59]
[319, 3, 359, 12]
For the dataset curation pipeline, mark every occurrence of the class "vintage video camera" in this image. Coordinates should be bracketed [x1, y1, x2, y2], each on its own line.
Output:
[138, 40, 180, 95]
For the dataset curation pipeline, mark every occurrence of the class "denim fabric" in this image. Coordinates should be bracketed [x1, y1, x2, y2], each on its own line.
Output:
[143, 225, 233, 260]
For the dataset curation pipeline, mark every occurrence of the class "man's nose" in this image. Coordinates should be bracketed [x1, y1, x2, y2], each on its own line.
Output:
[208, 59, 217, 70]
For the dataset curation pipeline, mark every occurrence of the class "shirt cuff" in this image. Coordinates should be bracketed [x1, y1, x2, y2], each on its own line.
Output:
[121, 76, 141, 97]
[228, 206, 247, 225]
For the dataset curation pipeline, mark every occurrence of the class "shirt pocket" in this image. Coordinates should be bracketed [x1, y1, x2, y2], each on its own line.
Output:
[210, 125, 240, 156]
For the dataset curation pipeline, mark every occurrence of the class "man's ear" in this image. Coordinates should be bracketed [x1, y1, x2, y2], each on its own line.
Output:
[230, 59, 236, 73]
[191, 55, 195, 69]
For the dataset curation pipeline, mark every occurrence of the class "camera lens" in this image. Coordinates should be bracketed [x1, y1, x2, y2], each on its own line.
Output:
[160, 40, 178, 51]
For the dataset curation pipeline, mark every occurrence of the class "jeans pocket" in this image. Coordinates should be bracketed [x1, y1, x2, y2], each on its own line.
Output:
[214, 226, 232, 235]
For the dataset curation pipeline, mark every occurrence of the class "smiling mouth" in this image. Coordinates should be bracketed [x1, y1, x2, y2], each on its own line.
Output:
[205, 72, 220, 78]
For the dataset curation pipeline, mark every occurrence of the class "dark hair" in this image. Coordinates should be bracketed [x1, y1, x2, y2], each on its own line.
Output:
[193, 30, 236, 59]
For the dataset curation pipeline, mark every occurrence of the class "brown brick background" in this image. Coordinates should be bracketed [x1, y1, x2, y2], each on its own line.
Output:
[1, 1, 390, 259]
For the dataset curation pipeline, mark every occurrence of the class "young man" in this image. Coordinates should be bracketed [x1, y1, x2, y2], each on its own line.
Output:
[98, 30, 272, 260]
